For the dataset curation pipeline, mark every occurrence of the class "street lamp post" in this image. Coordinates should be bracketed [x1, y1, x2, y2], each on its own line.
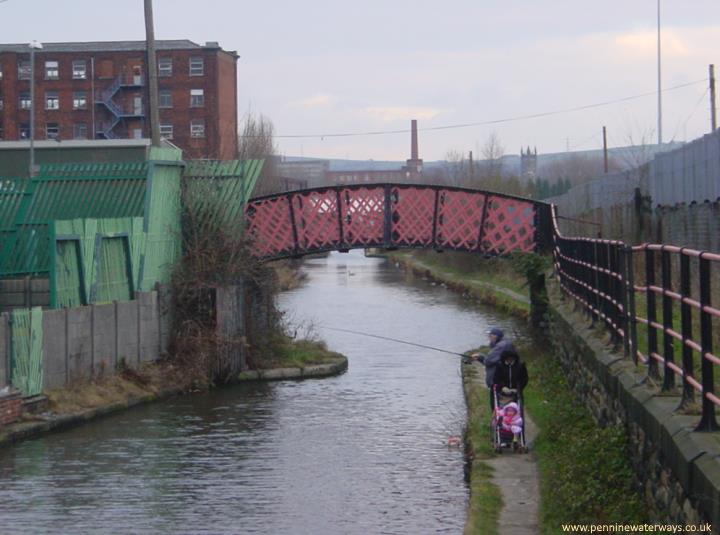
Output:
[28, 40, 42, 178]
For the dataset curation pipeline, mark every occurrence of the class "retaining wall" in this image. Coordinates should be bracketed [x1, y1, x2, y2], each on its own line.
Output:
[549, 284, 720, 530]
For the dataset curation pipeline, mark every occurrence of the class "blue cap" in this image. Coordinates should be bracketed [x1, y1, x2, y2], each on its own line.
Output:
[488, 328, 504, 339]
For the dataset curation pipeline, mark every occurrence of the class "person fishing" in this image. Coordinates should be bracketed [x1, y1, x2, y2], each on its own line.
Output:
[470, 328, 514, 409]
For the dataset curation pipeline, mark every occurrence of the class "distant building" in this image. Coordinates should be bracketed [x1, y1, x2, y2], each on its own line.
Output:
[0, 39, 238, 160]
[328, 119, 423, 185]
[520, 146, 537, 180]
[275, 158, 330, 188]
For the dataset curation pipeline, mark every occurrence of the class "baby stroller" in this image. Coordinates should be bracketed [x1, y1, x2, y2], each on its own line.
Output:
[491, 385, 528, 454]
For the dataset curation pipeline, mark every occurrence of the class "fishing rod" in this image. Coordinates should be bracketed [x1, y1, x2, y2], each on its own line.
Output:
[321, 326, 471, 357]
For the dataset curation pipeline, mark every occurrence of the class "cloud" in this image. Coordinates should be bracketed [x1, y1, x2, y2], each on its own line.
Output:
[293, 93, 335, 109]
[365, 106, 443, 122]
[613, 29, 690, 59]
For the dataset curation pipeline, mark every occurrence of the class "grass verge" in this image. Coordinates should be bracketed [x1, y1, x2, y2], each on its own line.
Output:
[386, 250, 530, 319]
[251, 335, 345, 370]
[462, 360, 502, 535]
[519, 340, 647, 532]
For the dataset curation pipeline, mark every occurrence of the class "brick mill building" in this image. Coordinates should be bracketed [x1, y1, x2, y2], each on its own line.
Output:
[0, 40, 238, 160]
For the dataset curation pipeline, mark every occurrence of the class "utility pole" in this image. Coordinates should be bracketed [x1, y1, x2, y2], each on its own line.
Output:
[469, 150, 474, 180]
[144, 0, 161, 147]
[602, 126, 608, 174]
[657, 0, 663, 146]
[710, 64, 717, 132]
[28, 41, 42, 178]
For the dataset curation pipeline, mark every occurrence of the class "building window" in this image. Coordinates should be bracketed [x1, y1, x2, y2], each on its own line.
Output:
[158, 57, 172, 77]
[18, 60, 31, 80]
[46, 122, 59, 140]
[19, 92, 31, 110]
[72, 91, 87, 110]
[0, 66, 3, 79]
[190, 89, 204, 107]
[19, 123, 30, 139]
[72, 60, 87, 79]
[73, 123, 88, 140]
[158, 90, 172, 108]
[189, 57, 204, 76]
[190, 119, 205, 138]
[45, 91, 59, 110]
[45, 60, 59, 80]
[160, 123, 173, 140]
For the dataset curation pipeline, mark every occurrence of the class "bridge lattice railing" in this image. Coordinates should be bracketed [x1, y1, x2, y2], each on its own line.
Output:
[246, 184, 553, 260]
[552, 205, 720, 431]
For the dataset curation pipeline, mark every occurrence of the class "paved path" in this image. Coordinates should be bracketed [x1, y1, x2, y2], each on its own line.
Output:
[470, 361, 540, 535]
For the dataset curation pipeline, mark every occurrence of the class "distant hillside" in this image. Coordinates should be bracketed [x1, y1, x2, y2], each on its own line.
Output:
[281, 142, 684, 179]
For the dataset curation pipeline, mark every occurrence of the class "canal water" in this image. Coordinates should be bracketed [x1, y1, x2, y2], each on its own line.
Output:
[0, 251, 524, 534]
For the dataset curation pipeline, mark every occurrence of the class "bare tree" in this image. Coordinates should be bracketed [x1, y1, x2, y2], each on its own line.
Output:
[443, 149, 470, 187]
[480, 131, 504, 179]
[238, 113, 280, 196]
[541, 153, 621, 186]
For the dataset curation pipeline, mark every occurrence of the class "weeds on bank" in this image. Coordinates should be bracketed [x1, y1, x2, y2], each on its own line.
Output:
[463, 359, 502, 535]
[520, 342, 646, 531]
[388, 251, 530, 318]
[249, 333, 344, 370]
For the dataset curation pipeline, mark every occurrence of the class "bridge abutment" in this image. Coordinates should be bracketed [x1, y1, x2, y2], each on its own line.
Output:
[548, 282, 719, 530]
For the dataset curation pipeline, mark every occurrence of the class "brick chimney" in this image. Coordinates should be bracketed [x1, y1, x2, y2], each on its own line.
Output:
[404, 119, 423, 180]
[411, 119, 419, 160]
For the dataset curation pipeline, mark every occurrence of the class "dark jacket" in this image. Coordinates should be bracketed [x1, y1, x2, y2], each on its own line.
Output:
[483, 337, 514, 387]
[492, 357, 529, 392]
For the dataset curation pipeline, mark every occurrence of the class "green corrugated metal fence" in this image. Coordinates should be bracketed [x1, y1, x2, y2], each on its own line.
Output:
[2, 156, 263, 309]
[52, 217, 145, 307]
[0, 162, 147, 279]
[10, 307, 43, 396]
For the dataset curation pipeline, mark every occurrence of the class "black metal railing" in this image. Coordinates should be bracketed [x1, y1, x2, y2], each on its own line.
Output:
[551, 205, 720, 431]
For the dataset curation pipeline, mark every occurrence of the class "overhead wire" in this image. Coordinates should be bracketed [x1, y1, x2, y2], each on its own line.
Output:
[669, 86, 709, 143]
[259, 79, 707, 140]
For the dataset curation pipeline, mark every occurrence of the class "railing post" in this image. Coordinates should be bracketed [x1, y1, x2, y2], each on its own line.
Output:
[583, 240, 600, 327]
[588, 240, 607, 321]
[335, 189, 346, 250]
[608, 243, 620, 349]
[660, 247, 676, 392]
[645, 247, 660, 380]
[625, 245, 639, 365]
[286, 193, 299, 257]
[618, 244, 630, 357]
[383, 185, 393, 248]
[679, 251, 695, 407]
[696, 254, 719, 431]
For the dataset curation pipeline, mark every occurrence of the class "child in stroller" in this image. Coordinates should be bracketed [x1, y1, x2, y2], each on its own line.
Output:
[492, 387, 528, 453]
[491, 348, 529, 453]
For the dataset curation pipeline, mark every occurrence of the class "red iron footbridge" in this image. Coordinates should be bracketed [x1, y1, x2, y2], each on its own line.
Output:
[246, 184, 553, 261]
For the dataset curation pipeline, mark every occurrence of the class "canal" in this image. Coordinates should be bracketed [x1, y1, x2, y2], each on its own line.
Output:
[0, 251, 524, 534]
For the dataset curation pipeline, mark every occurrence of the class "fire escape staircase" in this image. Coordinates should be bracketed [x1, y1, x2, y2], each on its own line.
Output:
[95, 75, 145, 139]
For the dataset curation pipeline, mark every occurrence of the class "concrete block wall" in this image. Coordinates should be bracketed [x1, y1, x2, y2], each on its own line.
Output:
[137, 291, 160, 364]
[9, 290, 171, 391]
[0, 314, 9, 388]
[116, 300, 140, 366]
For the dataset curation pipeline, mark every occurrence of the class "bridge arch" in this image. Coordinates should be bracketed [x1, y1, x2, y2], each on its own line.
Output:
[246, 184, 553, 261]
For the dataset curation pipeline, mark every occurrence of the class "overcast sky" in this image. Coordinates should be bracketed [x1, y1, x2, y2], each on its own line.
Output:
[2, 0, 719, 161]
